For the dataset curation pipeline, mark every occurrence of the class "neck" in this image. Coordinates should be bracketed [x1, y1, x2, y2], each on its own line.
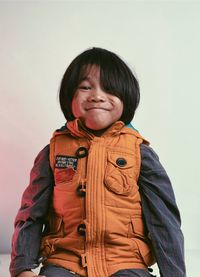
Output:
[85, 127, 109, 137]
[80, 122, 111, 137]
[67, 119, 125, 139]
[79, 120, 125, 137]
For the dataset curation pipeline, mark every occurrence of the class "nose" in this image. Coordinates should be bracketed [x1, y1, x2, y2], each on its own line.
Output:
[87, 89, 106, 102]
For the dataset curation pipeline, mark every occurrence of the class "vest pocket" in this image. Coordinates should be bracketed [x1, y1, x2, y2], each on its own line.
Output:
[129, 215, 146, 238]
[134, 238, 155, 266]
[129, 216, 155, 266]
[40, 214, 64, 257]
[104, 152, 137, 195]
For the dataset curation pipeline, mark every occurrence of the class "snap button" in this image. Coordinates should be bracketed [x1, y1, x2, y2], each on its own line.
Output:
[81, 253, 87, 267]
[77, 183, 86, 197]
[77, 224, 86, 236]
[76, 147, 88, 158]
[116, 158, 127, 167]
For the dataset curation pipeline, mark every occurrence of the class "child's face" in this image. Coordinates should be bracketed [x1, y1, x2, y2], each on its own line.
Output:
[72, 66, 123, 132]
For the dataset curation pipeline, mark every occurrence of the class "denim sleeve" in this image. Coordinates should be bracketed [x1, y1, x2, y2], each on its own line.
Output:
[10, 145, 53, 277]
[138, 144, 186, 277]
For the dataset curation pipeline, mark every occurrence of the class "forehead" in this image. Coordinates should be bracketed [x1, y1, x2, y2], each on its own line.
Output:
[79, 65, 100, 82]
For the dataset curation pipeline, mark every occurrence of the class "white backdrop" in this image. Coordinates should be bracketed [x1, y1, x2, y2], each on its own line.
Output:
[0, 1, 200, 276]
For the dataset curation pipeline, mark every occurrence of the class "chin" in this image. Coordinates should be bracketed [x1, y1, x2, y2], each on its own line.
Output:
[86, 125, 106, 131]
[84, 122, 103, 129]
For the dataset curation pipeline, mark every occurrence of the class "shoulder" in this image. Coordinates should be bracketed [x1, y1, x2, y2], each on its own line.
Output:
[30, 144, 54, 181]
[140, 143, 166, 173]
[34, 144, 50, 163]
[140, 143, 159, 161]
[55, 125, 67, 132]
[34, 144, 49, 166]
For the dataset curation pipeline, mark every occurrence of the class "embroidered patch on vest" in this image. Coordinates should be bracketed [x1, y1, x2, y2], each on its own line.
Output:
[55, 155, 78, 170]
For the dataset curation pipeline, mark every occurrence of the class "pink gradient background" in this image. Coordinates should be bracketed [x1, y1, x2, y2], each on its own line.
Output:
[0, 6, 199, 277]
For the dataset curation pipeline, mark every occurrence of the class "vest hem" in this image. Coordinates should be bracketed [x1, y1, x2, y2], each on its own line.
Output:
[43, 258, 148, 277]
[43, 258, 86, 276]
[108, 262, 148, 276]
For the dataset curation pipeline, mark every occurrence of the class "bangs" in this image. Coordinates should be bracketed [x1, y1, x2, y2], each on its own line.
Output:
[76, 54, 129, 100]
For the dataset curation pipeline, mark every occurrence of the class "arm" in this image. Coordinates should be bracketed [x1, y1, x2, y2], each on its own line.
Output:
[10, 145, 53, 277]
[138, 144, 186, 277]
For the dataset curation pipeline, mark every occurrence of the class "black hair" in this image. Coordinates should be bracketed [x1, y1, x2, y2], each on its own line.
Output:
[59, 47, 140, 124]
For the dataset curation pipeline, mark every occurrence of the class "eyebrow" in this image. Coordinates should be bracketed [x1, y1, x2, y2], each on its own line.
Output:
[80, 76, 90, 81]
[79, 76, 96, 83]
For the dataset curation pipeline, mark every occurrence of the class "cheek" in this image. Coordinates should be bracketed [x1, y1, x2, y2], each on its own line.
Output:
[116, 101, 124, 117]
[71, 99, 80, 117]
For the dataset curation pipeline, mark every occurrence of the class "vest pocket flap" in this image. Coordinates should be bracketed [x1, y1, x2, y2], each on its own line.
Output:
[107, 152, 135, 169]
[44, 213, 63, 234]
[53, 214, 63, 233]
[54, 168, 76, 184]
[131, 216, 146, 238]
[105, 152, 137, 195]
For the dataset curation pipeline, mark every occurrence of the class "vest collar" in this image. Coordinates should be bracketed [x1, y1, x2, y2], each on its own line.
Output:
[66, 119, 125, 139]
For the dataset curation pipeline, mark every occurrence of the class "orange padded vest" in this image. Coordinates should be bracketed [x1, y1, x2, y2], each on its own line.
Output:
[40, 119, 155, 277]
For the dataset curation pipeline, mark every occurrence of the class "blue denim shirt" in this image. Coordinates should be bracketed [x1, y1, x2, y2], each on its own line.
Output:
[9, 138, 186, 277]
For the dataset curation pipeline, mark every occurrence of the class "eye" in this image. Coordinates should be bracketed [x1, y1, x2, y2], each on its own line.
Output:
[79, 86, 91, 91]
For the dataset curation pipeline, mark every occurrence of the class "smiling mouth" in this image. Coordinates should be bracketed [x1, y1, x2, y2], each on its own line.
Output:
[86, 107, 109, 111]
